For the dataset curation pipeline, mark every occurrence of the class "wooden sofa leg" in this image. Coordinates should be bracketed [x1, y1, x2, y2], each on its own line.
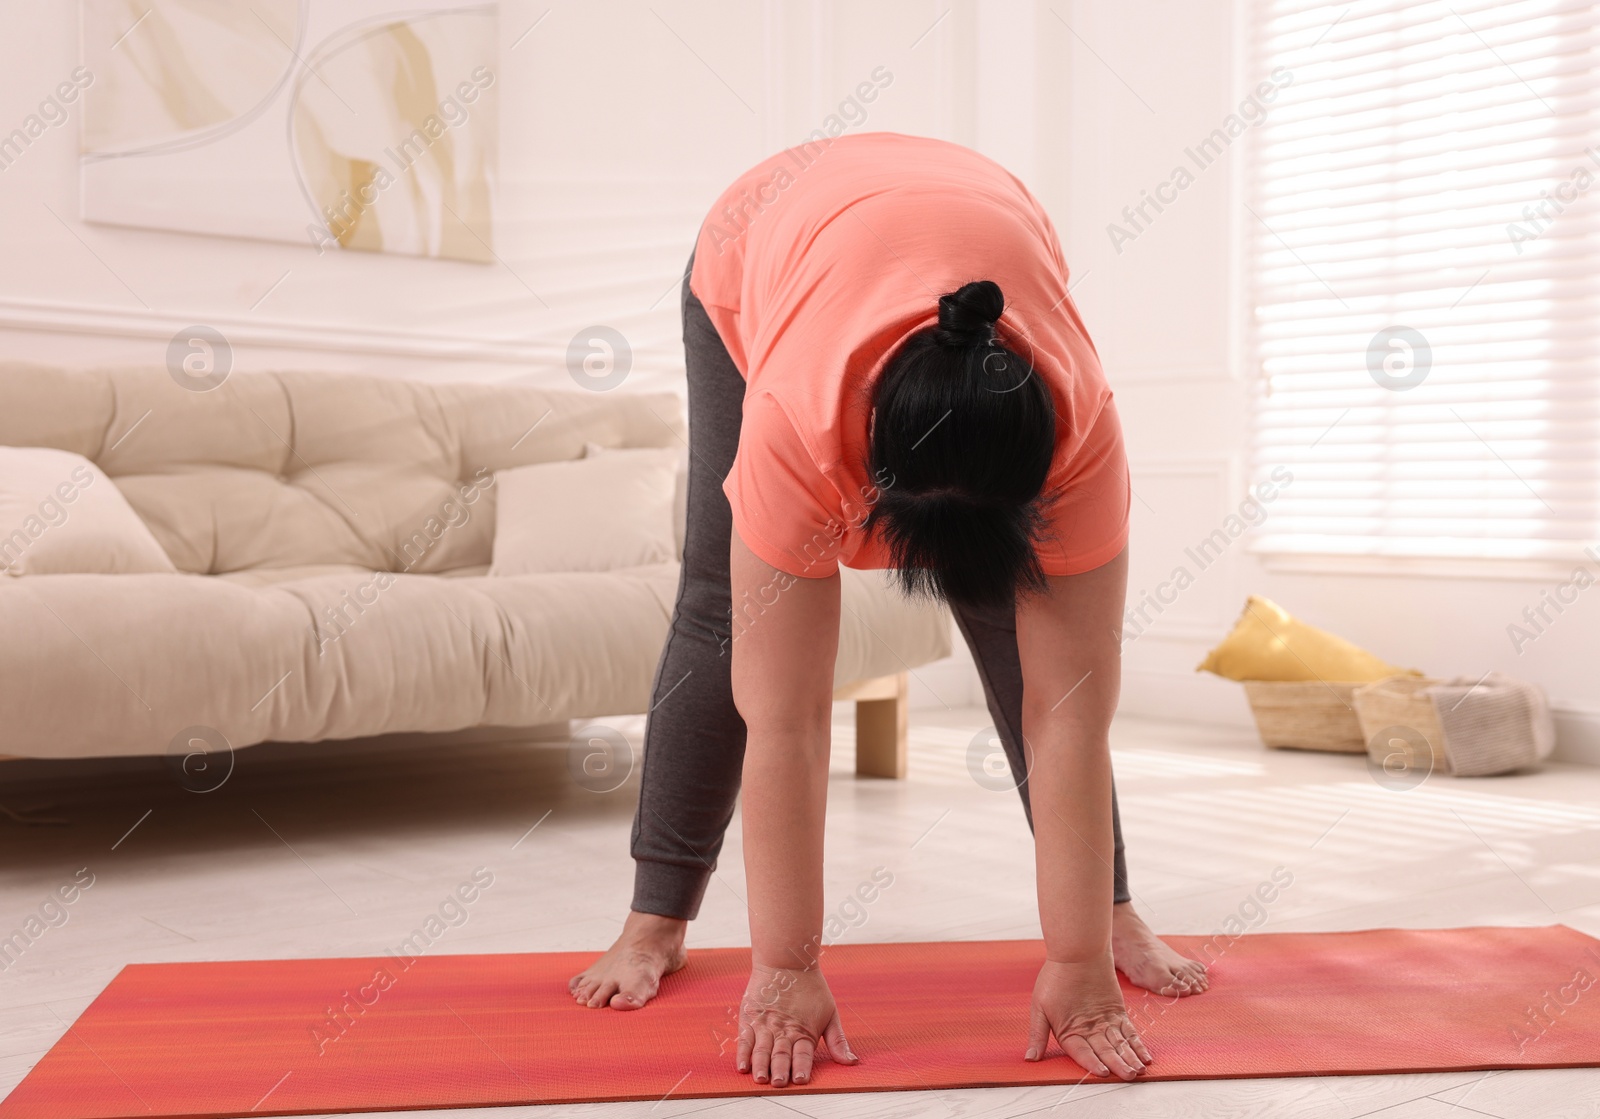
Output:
[851, 672, 909, 779]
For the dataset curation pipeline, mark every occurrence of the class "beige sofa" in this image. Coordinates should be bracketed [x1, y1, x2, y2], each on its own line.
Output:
[0, 365, 950, 762]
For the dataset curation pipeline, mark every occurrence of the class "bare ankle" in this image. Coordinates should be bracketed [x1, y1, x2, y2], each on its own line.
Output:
[623, 910, 688, 942]
[1111, 903, 1148, 931]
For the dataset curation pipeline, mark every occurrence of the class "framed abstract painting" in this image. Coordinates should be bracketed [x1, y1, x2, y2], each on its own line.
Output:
[79, 0, 498, 262]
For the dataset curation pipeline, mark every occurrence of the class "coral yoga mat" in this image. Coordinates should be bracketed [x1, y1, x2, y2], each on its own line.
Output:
[5, 927, 1600, 1118]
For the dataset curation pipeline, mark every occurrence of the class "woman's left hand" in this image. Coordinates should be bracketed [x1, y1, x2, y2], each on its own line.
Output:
[1026, 952, 1152, 1080]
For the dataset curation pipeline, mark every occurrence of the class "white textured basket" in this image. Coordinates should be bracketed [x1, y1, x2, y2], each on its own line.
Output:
[1353, 676, 1449, 773]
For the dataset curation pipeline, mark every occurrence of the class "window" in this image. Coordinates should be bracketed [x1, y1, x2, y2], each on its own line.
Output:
[1247, 0, 1600, 561]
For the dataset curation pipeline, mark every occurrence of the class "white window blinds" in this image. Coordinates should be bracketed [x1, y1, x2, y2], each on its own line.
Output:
[1247, 0, 1600, 560]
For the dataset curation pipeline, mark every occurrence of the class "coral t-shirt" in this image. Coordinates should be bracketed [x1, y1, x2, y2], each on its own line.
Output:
[691, 132, 1128, 580]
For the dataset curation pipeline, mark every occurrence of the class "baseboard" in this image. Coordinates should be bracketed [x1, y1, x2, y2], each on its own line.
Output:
[1551, 703, 1600, 766]
[909, 661, 1267, 729]
[906, 658, 980, 712]
[1118, 667, 1257, 729]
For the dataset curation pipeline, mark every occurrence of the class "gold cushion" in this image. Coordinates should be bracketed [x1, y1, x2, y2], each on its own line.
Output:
[1198, 595, 1418, 683]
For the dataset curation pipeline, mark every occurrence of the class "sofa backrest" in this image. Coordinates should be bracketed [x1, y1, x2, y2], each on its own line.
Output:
[0, 364, 686, 575]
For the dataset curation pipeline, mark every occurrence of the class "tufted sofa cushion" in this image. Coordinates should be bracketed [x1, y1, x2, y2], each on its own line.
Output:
[0, 363, 686, 575]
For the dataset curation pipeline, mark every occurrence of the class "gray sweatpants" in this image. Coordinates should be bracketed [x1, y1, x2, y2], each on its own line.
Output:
[628, 254, 1131, 920]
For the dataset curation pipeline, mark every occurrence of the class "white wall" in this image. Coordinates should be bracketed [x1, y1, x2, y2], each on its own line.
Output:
[6, 0, 1594, 758]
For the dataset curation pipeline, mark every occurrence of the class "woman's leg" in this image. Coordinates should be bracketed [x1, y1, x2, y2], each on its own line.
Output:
[570, 254, 748, 1009]
[951, 597, 1130, 901]
[628, 257, 748, 919]
[951, 598, 1211, 996]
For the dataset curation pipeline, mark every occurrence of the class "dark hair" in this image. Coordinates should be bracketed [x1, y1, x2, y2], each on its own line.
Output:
[865, 279, 1056, 610]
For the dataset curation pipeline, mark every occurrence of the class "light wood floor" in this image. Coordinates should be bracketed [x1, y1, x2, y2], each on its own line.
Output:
[2, 709, 1597, 1119]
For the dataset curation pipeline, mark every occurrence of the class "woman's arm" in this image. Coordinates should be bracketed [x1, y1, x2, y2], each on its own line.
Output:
[1014, 546, 1151, 1079]
[728, 528, 858, 1086]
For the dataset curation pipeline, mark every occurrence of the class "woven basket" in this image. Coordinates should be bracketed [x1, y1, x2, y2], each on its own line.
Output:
[1352, 675, 1448, 773]
[1241, 681, 1367, 753]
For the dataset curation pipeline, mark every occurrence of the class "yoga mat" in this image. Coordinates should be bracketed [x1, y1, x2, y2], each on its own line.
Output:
[5, 927, 1599, 1118]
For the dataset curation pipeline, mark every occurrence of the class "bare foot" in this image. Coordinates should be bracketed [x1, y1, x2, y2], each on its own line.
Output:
[568, 910, 689, 1010]
[1111, 902, 1209, 997]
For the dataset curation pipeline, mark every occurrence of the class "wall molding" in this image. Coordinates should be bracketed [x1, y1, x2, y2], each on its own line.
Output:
[1255, 549, 1596, 585]
[1129, 455, 1235, 477]
[1110, 364, 1240, 385]
[0, 294, 678, 368]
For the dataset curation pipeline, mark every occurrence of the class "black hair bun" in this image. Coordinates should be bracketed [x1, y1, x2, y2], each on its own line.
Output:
[934, 280, 1004, 349]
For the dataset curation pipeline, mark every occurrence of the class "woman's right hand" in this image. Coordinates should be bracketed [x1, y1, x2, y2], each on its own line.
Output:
[736, 964, 859, 1087]
[1026, 952, 1152, 1080]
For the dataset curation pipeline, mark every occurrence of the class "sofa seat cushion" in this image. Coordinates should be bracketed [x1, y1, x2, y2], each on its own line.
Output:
[0, 565, 676, 759]
[0, 562, 949, 759]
